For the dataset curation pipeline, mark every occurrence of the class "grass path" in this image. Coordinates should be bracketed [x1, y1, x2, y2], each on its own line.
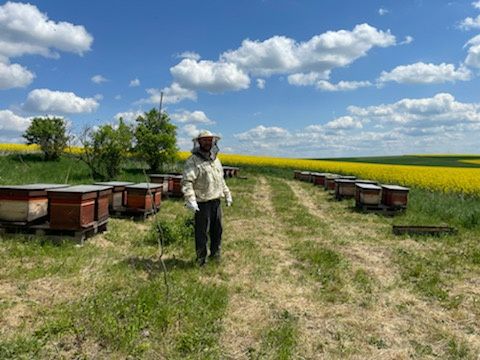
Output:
[1, 171, 479, 359]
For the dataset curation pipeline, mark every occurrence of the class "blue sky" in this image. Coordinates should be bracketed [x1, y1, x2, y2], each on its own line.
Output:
[1, 0, 480, 157]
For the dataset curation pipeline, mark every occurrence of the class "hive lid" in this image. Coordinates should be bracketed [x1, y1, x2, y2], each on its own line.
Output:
[0, 183, 69, 191]
[325, 174, 340, 179]
[355, 179, 378, 184]
[125, 182, 163, 189]
[170, 175, 183, 179]
[94, 181, 135, 186]
[47, 185, 113, 193]
[335, 179, 356, 183]
[339, 176, 356, 180]
[300, 171, 311, 175]
[381, 184, 410, 191]
[148, 173, 172, 177]
[356, 183, 382, 190]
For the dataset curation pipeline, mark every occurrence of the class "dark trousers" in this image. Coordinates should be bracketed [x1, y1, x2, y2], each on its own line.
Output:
[195, 199, 223, 260]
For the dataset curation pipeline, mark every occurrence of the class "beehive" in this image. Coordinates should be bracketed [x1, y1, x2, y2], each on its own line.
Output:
[47, 185, 112, 230]
[168, 175, 183, 197]
[0, 184, 68, 223]
[324, 175, 340, 191]
[293, 170, 302, 180]
[381, 185, 410, 208]
[94, 181, 134, 211]
[299, 171, 312, 182]
[311, 173, 330, 186]
[223, 166, 239, 178]
[334, 179, 357, 198]
[148, 174, 171, 194]
[125, 183, 162, 212]
[355, 183, 382, 207]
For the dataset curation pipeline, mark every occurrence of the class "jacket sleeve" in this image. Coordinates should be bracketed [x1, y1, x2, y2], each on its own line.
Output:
[181, 157, 197, 203]
[218, 161, 232, 199]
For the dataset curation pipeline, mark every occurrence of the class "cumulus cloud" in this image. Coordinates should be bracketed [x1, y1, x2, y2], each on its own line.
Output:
[170, 110, 215, 124]
[400, 35, 414, 45]
[222, 23, 395, 76]
[378, 62, 472, 84]
[140, 83, 197, 105]
[0, 2, 93, 90]
[464, 34, 480, 68]
[474, 1, 480, 9]
[459, 15, 480, 30]
[0, 109, 30, 131]
[288, 72, 371, 91]
[170, 58, 250, 92]
[129, 78, 140, 87]
[160, 23, 396, 99]
[24, 89, 99, 113]
[347, 93, 480, 125]
[91, 75, 107, 84]
[0, 61, 35, 89]
[256, 78, 266, 89]
[114, 110, 143, 123]
[231, 93, 480, 157]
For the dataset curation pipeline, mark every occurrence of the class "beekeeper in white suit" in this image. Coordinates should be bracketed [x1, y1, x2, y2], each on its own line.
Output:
[181, 130, 232, 266]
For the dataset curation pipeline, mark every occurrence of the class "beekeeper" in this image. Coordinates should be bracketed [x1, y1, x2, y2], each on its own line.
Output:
[181, 130, 232, 266]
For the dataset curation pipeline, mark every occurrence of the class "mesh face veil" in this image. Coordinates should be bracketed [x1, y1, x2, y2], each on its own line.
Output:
[192, 132, 220, 160]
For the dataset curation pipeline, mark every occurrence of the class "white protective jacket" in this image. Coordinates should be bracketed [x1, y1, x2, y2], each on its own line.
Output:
[181, 152, 231, 203]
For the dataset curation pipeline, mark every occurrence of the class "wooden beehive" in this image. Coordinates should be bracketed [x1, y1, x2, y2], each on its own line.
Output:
[169, 175, 183, 197]
[0, 184, 68, 223]
[125, 183, 162, 212]
[47, 185, 112, 230]
[381, 185, 410, 208]
[334, 179, 357, 198]
[223, 166, 239, 178]
[94, 181, 134, 211]
[311, 173, 329, 186]
[299, 171, 312, 182]
[324, 175, 340, 191]
[294, 170, 302, 180]
[149, 174, 171, 194]
[355, 183, 382, 207]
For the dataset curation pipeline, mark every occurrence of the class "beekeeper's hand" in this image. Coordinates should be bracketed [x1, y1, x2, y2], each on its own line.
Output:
[226, 194, 233, 207]
[186, 199, 200, 212]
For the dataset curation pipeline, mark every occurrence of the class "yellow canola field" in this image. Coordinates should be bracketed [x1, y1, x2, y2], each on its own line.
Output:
[211, 153, 480, 195]
[2, 145, 480, 194]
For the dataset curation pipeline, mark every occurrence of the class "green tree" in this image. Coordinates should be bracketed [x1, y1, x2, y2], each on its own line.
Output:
[23, 117, 70, 160]
[134, 108, 178, 171]
[81, 119, 133, 180]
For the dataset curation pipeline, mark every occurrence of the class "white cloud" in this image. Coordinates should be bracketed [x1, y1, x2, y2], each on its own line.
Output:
[324, 116, 363, 130]
[0, 2, 92, 91]
[235, 125, 291, 141]
[114, 94, 122, 100]
[256, 78, 266, 89]
[378, 8, 389, 16]
[221, 23, 395, 77]
[24, 89, 99, 113]
[94, 94, 103, 101]
[182, 124, 202, 138]
[288, 72, 371, 91]
[129, 78, 140, 87]
[472, 1, 480, 9]
[0, 2, 93, 59]
[347, 93, 480, 125]
[170, 58, 250, 92]
[171, 110, 215, 124]
[91, 75, 107, 84]
[400, 36, 414, 45]
[459, 15, 480, 30]
[315, 80, 372, 92]
[176, 51, 201, 61]
[140, 82, 197, 105]
[464, 34, 480, 68]
[0, 61, 35, 89]
[378, 62, 472, 84]
[0, 109, 30, 131]
[114, 110, 143, 123]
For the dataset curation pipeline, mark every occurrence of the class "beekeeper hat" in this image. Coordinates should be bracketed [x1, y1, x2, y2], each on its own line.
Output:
[194, 130, 221, 141]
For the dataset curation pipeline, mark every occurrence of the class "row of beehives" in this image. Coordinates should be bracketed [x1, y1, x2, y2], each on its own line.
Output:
[293, 171, 410, 211]
[0, 182, 167, 234]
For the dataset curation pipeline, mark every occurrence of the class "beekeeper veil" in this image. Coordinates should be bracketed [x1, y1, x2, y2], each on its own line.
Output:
[192, 130, 221, 160]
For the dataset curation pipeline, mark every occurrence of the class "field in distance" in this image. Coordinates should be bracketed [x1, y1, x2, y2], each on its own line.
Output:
[317, 155, 480, 168]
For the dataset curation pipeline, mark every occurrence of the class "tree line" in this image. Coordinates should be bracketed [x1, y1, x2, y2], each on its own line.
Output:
[22, 108, 178, 180]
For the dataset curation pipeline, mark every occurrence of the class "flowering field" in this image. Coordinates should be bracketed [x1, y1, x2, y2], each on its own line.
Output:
[2, 144, 480, 195]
